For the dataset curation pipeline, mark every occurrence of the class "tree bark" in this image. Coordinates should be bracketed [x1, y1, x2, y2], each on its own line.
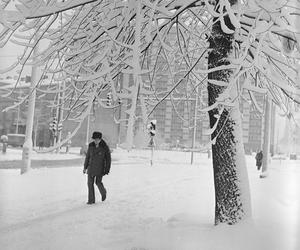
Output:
[21, 41, 40, 174]
[207, 0, 251, 225]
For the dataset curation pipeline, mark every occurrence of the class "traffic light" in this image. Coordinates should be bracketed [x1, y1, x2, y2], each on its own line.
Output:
[49, 117, 57, 133]
[106, 92, 112, 106]
[147, 119, 156, 136]
[117, 90, 122, 105]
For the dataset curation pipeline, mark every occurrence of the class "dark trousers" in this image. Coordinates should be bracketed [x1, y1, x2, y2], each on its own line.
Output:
[87, 175, 106, 202]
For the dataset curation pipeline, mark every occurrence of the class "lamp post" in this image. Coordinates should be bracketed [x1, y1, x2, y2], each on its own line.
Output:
[86, 112, 90, 147]
[191, 87, 199, 164]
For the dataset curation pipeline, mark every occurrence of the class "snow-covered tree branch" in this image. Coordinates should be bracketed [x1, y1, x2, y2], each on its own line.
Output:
[1, 0, 300, 225]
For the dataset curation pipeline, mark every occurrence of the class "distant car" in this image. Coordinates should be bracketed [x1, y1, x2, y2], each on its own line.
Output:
[7, 134, 25, 147]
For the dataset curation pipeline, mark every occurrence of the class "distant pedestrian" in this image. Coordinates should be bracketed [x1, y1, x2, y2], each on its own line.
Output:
[38, 140, 44, 150]
[1, 135, 8, 153]
[83, 131, 111, 204]
[255, 150, 263, 171]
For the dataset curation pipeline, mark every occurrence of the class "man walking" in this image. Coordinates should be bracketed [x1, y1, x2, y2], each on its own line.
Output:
[83, 131, 111, 204]
[255, 150, 263, 171]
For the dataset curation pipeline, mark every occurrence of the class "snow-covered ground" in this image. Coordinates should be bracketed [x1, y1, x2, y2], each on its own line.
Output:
[0, 149, 299, 250]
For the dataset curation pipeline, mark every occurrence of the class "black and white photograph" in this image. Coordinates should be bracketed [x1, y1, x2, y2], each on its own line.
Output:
[0, 1, 300, 249]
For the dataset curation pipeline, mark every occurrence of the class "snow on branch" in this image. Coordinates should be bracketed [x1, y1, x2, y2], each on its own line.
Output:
[1, 0, 300, 146]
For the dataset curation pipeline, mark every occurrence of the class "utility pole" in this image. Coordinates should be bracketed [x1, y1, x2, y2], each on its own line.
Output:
[15, 98, 20, 134]
[86, 112, 90, 147]
[34, 115, 39, 147]
[21, 42, 39, 174]
[260, 95, 271, 178]
[270, 103, 276, 156]
[191, 86, 199, 164]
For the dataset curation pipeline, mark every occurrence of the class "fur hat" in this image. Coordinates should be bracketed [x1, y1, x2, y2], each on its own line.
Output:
[91, 131, 102, 139]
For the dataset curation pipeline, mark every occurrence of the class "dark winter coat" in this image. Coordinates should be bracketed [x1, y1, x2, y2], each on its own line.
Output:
[255, 151, 263, 169]
[84, 140, 111, 176]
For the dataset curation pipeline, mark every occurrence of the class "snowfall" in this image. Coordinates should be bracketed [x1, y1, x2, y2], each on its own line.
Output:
[0, 148, 299, 250]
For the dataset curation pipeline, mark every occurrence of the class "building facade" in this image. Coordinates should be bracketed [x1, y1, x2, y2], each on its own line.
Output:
[0, 78, 119, 149]
[1, 76, 274, 153]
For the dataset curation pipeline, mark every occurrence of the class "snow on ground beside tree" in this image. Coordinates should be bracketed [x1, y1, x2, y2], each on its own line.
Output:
[0, 149, 299, 250]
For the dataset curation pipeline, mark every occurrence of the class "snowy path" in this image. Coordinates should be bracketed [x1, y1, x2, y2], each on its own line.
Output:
[0, 150, 299, 250]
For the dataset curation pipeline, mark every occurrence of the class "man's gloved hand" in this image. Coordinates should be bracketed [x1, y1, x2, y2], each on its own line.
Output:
[83, 169, 87, 174]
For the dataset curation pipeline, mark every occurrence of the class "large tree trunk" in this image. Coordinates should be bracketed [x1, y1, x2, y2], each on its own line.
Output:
[207, 0, 251, 225]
